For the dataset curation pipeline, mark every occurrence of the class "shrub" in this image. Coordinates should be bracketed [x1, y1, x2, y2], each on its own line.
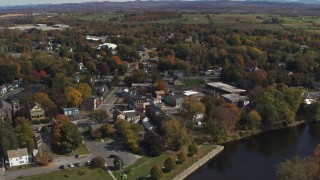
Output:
[92, 156, 105, 168]
[150, 164, 163, 179]
[164, 157, 176, 172]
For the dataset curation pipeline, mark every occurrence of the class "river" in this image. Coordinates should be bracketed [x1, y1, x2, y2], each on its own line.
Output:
[187, 122, 320, 180]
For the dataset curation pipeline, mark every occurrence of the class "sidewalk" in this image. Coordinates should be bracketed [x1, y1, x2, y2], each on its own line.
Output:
[173, 145, 224, 180]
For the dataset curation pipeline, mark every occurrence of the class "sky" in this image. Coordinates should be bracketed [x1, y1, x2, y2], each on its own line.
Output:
[0, 0, 133, 6]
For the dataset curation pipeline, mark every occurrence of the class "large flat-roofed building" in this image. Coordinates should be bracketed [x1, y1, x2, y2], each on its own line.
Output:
[203, 82, 246, 95]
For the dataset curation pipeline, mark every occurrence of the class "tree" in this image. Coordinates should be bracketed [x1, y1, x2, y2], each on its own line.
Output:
[150, 164, 163, 179]
[89, 109, 109, 124]
[177, 150, 187, 164]
[92, 156, 106, 168]
[51, 115, 82, 154]
[74, 83, 91, 99]
[206, 118, 228, 144]
[111, 55, 122, 65]
[182, 97, 205, 128]
[0, 120, 18, 157]
[154, 79, 168, 93]
[144, 130, 165, 157]
[32, 92, 58, 117]
[100, 124, 113, 137]
[35, 151, 53, 166]
[164, 157, 176, 172]
[162, 118, 189, 150]
[97, 62, 110, 75]
[276, 156, 315, 180]
[114, 119, 130, 135]
[312, 144, 320, 176]
[90, 129, 102, 139]
[113, 156, 124, 170]
[188, 142, 198, 156]
[242, 110, 262, 130]
[64, 87, 82, 107]
[15, 117, 35, 153]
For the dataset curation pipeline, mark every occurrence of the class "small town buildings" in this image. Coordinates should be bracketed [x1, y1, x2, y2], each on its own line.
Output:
[142, 117, 155, 130]
[7, 148, 30, 167]
[203, 82, 246, 95]
[162, 94, 184, 107]
[52, 24, 70, 28]
[222, 94, 250, 107]
[62, 108, 79, 116]
[173, 70, 184, 78]
[145, 104, 169, 127]
[128, 95, 150, 112]
[303, 92, 320, 105]
[94, 82, 108, 96]
[0, 100, 13, 121]
[182, 90, 205, 100]
[113, 109, 140, 123]
[29, 101, 45, 120]
[154, 90, 165, 99]
[81, 96, 102, 111]
[151, 98, 165, 108]
[0, 85, 7, 95]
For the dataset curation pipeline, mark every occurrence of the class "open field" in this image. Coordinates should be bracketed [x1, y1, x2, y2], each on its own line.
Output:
[113, 145, 217, 180]
[24, 167, 113, 180]
[73, 13, 123, 22]
[0, 14, 25, 18]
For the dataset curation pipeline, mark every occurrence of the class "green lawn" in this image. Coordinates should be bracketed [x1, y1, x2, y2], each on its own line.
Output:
[67, 144, 90, 156]
[183, 79, 204, 86]
[114, 145, 217, 180]
[24, 167, 113, 180]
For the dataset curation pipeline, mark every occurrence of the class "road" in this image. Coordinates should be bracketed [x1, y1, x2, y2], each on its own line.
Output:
[0, 88, 24, 100]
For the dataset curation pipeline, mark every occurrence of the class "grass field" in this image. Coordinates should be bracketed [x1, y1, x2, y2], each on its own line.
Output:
[183, 78, 205, 86]
[67, 144, 90, 156]
[24, 167, 113, 180]
[114, 145, 216, 180]
[73, 13, 123, 22]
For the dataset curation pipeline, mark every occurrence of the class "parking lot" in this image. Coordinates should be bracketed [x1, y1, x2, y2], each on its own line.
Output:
[85, 138, 140, 170]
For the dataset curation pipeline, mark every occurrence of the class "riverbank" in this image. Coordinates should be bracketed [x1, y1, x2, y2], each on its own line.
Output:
[173, 145, 224, 180]
[232, 116, 314, 143]
[113, 144, 219, 179]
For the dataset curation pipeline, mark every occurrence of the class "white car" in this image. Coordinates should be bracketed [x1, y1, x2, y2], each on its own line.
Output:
[68, 163, 74, 168]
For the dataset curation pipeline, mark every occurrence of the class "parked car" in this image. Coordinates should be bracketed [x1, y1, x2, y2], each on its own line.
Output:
[86, 161, 91, 166]
[59, 165, 65, 169]
[109, 154, 117, 158]
[68, 163, 74, 168]
[75, 154, 80, 158]
[74, 162, 81, 167]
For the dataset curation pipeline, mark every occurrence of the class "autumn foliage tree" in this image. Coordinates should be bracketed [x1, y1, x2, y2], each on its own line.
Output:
[51, 115, 82, 154]
[15, 117, 35, 153]
[64, 87, 83, 107]
[162, 118, 189, 150]
[74, 83, 91, 99]
[32, 92, 58, 117]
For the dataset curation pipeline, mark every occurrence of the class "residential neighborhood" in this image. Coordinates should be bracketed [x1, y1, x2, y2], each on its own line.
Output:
[1, 1, 320, 180]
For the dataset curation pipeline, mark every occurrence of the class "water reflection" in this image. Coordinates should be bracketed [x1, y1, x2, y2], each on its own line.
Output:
[188, 122, 320, 180]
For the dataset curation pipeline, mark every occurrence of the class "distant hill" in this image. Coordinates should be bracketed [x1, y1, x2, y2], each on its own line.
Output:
[1, 1, 320, 15]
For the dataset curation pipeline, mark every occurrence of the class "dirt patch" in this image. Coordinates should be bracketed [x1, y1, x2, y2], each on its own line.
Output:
[0, 14, 25, 18]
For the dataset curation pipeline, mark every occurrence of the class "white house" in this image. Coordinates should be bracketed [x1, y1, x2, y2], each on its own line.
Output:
[7, 148, 31, 167]
[0, 85, 7, 95]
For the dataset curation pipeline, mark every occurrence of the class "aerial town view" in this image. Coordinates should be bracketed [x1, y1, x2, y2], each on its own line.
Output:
[1, 0, 320, 179]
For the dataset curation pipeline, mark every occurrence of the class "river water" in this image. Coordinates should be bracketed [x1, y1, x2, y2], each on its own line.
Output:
[187, 122, 320, 180]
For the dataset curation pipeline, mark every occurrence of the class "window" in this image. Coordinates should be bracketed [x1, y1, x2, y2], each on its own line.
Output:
[20, 161, 24, 164]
